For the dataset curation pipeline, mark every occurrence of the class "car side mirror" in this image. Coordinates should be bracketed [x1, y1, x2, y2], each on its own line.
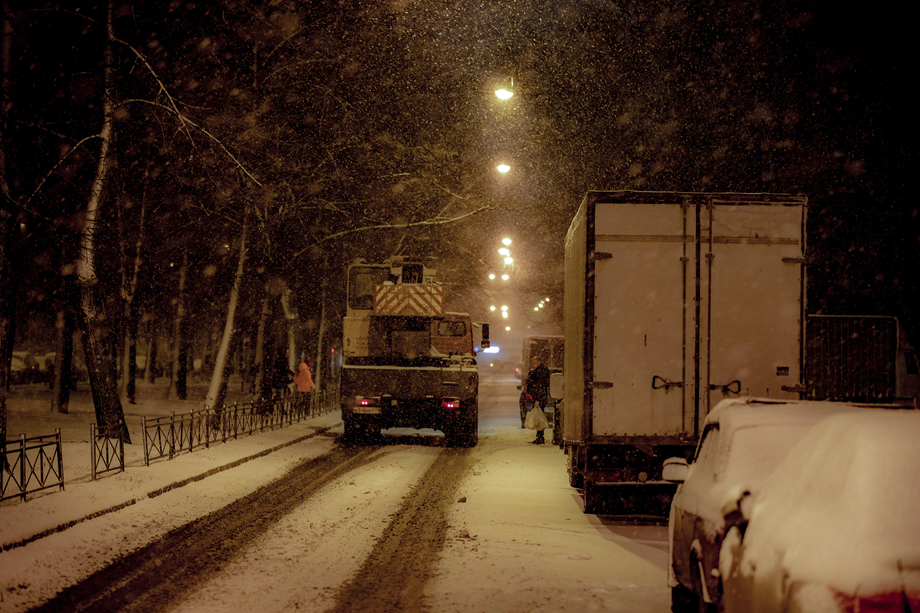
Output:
[720, 485, 754, 534]
[662, 457, 689, 482]
[549, 372, 564, 400]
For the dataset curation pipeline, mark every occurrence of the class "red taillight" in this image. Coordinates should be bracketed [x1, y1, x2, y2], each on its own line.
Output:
[359, 398, 371, 406]
[441, 400, 459, 410]
[835, 590, 920, 613]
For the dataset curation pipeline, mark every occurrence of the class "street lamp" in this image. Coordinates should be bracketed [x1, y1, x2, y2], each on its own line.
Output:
[497, 164, 510, 173]
[502, 238, 512, 246]
[495, 88, 514, 100]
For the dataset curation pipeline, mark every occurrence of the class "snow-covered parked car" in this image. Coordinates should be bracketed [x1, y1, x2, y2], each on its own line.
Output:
[665, 397, 866, 613]
[719, 410, 920, 613]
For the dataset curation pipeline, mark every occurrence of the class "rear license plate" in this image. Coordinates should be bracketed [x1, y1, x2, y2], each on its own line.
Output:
[353, 406, 381, 415]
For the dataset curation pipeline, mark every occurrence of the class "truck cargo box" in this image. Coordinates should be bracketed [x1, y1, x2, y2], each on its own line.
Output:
[563, 190, 806, 513]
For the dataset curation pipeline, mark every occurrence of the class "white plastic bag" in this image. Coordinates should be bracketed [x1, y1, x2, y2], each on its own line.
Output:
[524, 405, 548, 430]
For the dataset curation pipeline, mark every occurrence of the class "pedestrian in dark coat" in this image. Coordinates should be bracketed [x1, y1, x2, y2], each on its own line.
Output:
[524, 356, 551, 444]
[272, 351, 293, 396]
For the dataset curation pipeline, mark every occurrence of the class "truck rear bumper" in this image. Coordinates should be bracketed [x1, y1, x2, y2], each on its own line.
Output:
[341, 364, 478, 431]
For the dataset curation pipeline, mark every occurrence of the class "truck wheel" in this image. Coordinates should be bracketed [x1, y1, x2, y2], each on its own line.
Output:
[446, 400, 478, 447]
[583, 479, 602, 514]
[671, 584, 696, 613]
[567, 447, 584, 489]
[464, 401, 479, 447]
[552, 402, 563, 447]
[343, 419, 362, 445]
[345, 419, 365, 445]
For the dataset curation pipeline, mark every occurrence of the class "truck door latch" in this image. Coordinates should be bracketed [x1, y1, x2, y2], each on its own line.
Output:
[652, 375, 683, 390]
[708, 380, 741, 394]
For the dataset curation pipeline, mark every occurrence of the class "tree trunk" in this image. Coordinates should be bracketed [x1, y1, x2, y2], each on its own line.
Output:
[204, 217, 247, 410]
[253, 292, 270, 397]
[313, 273, 327, 414]
[280, 287, 296, 389]
[0, 0, 15, 446]
[74, 0, 129, 442]
[120, 304, 137, 404]
[144, 318, 157, 383]
[77, 281, 130, 441]
[51, 309, 74, 414]
[168, 250, 188, 400]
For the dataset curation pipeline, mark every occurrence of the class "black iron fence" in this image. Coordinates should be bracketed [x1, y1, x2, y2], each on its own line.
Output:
[142, 389, 338, 466]
[1, 388, 339, 502]
[1, 430, 65, 502]
[91, 422, 125, 481]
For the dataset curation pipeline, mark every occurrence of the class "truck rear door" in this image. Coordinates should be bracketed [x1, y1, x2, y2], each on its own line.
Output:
[593, 202, 688, 437]
[591, 198, 804, 438]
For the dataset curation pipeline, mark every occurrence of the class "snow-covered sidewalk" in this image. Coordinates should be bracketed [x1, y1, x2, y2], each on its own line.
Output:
[1, 382, 341, 550]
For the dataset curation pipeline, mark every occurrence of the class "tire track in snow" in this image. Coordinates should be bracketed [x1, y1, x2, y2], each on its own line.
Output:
[329, 446, 477, 613]
[26, 444, 387, 613]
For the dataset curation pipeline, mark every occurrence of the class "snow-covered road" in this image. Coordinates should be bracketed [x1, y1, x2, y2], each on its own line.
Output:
[1, 375, 670, 612]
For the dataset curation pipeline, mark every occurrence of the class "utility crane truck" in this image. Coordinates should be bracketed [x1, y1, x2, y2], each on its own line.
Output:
[341, 256, 487, 446]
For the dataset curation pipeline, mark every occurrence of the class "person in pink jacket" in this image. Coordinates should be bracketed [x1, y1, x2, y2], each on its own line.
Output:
[293, 360, 315, 393]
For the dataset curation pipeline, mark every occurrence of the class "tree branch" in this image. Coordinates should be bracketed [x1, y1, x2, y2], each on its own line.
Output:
[289, 204, 493, 261]
[120, 98, 262, 187]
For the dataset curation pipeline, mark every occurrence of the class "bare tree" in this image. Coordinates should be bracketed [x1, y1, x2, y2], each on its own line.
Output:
[204, 211, 248, 411]
[73, 0, 130, 441]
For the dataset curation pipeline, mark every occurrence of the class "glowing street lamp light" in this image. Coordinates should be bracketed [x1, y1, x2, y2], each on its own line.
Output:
[504, 256, 513, 265]
[502, 311, 508, 318]
[488, 273, 495, 280]
[489, 305, 496, 311]
[502, 238, 512, 246]
[501, 274, 509, 280]
[505, 326, 511, 331]
[497, 164, 510, 174]
[498, 247, 510, 256]
[495, 88, 513, 100]
[501, 306, 508, 311]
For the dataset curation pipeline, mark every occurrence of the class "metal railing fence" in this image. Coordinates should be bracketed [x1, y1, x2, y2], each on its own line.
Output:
[142, 388, 338, 466]
[91, 422, 125, 481]
[1, 430, 65, 502]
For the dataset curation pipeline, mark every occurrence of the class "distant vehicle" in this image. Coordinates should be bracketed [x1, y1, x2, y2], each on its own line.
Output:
[561, 191, 807, 514]
[521, 336, 563, 376]
[39, 352, 88, 386]
[719, 410, 920, 613]
[664, 397, 866, 613]
[519, 335, 564, 430]
[11, 351, 40, 385]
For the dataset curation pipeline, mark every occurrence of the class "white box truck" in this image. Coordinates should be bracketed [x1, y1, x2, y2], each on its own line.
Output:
[563, 191, 807, 514]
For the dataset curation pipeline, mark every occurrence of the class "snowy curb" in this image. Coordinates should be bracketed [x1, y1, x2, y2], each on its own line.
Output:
[1, 421, 340, 553]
